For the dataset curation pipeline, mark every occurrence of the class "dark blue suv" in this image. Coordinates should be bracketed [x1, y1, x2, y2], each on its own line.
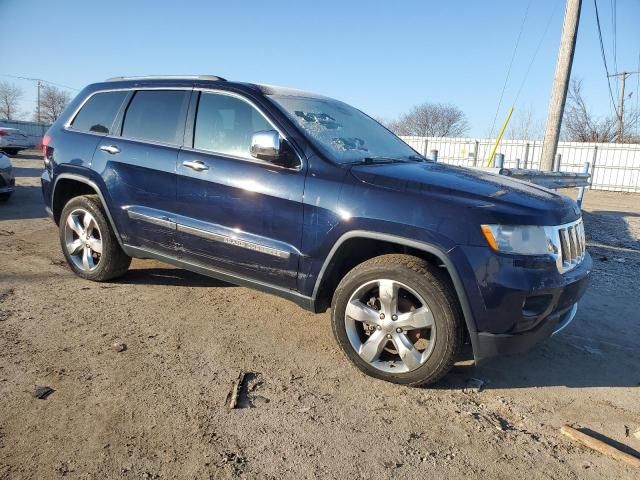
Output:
[41, 76, 591, 386]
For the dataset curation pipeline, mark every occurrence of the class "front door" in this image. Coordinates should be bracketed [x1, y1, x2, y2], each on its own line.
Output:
[175, 91, 306, 289]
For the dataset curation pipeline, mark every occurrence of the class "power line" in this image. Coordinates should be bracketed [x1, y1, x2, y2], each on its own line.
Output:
[593, 0, 618, 115]
[0, 73, 80, 92]
[488, 0, 534, 138]
[636, 49, 640, 136]
[513, 2, 561, 106]
[610, 0, 618, 97]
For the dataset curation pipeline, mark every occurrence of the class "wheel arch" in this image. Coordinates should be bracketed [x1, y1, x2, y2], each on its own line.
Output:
[52, 173, 124, 247]
[311, 231, 478, 339]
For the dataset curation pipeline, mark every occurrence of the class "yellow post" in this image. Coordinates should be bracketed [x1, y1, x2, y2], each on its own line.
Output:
[485, 107, 514, 167]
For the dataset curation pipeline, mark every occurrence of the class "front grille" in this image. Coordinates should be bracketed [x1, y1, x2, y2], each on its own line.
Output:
[552, 218, 586, 273]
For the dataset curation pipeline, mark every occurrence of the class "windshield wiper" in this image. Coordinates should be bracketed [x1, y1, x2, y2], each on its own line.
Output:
[351, 156, 412, 165]
[407, 154, 429, 162]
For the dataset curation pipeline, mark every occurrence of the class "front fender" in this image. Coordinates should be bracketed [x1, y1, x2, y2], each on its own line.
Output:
[310, 229, 479, 343]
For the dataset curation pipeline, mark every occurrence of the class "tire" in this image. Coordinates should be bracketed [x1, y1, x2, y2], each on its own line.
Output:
[59, 194, 131, 281]
[331, 254, 464, 386]
[0, 192, 11, 202]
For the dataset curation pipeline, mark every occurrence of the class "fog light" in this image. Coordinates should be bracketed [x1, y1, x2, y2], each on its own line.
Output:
[522, 294, 552, 317]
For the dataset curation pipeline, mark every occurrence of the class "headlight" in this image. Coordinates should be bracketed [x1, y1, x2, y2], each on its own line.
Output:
[480, 224, 556, 255]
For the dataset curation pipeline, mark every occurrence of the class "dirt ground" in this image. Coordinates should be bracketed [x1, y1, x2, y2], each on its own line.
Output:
[1, 150, 639, 479]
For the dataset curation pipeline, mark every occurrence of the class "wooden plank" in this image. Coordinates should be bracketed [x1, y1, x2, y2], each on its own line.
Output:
[560, 425, 640, 468]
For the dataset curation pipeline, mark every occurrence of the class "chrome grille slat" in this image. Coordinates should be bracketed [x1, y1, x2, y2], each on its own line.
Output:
[551, 218, 586, 273]
[568, 226, 577, 262]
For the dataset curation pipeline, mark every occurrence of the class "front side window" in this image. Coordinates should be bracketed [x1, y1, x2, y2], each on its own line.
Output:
[122, 90, 189, 145]
[269, 95, 417, 164]
[71, 91, 128, 134]
[194, 92, 271, 158]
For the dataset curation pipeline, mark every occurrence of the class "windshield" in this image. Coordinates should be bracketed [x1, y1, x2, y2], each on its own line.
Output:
[268, 95, 419, 164]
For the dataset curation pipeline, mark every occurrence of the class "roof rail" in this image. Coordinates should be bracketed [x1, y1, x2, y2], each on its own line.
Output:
[105, 75, 227, 82]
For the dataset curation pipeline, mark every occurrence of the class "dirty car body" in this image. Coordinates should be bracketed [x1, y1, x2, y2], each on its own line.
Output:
[40, 76, 591, 383]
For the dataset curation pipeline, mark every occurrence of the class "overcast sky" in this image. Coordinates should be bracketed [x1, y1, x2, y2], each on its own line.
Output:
[1, 0, 639, 137]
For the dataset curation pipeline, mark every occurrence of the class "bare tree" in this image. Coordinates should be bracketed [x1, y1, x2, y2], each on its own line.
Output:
[506, 106, 544, 140]
[36, 85, 71, 123]
[0, 82, 23, 120]
[562, 79, 639, 143]
[386, 102, 469, 137]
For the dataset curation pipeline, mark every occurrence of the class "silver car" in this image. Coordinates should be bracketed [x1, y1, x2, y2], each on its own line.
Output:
[0, 127, 30, 156]
[0, 153, 15, 201]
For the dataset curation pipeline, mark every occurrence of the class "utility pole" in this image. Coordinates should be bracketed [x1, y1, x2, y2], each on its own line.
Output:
[608, 71, 640, 143]
[540, 0, 582, 171]
[36, 80, 42, 123]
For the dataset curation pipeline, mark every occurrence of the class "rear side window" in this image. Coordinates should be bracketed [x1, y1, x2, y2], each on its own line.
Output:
[194, 92, 271, 158]
[71, 91, 128, 134]
[121, 90, 189, 145]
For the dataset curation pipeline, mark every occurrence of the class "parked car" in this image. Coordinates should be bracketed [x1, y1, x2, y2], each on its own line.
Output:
[0, 127, 30, 156]
[41, 76, 591, 386]
[0, 152, 15, 201]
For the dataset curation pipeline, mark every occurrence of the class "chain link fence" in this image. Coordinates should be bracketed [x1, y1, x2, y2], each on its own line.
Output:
[401, 136, 640, 193]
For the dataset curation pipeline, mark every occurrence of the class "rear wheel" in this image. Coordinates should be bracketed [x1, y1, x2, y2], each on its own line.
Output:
[59, 195, 131, 281]
[331, 254, 464, 386]
[0, 192, 11, 202]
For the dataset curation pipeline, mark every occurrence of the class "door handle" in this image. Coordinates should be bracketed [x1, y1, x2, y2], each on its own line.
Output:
[100, 145, 120, 155]
[183, 160, 209, 172]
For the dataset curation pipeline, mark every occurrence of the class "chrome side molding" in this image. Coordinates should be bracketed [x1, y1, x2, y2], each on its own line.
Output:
[126, 209, 176, 230]
[177, 224, 290, 259]
[123, 206, 290, 259]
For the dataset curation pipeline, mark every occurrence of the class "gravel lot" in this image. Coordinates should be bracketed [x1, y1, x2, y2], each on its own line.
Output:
[1, 150, 639, 479]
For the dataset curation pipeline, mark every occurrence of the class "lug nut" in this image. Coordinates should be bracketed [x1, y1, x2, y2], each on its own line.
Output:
[386, 334, 392, 339]
[376, 325, 382, 330]
[396, 327, 403, 333]
[379, 313, 385, 320]
[391, 314, 398, 321]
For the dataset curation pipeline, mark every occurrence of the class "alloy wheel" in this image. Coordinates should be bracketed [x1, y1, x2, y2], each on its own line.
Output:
[344, 279, 437, 373]
[63, 208, 103, 272]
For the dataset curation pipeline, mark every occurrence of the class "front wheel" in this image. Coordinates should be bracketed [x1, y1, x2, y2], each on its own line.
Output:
[331, 254, 464, 386]
[59, 195, 131, 281]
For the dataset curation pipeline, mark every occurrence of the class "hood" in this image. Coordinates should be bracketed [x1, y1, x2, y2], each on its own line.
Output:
[349, 161, 581, 225]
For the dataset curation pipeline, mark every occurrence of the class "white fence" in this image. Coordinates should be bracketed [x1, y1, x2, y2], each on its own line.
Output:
[400, 136, 640, 193]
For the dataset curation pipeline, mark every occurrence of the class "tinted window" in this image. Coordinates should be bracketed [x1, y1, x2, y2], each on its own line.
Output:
[122, 90, 189, 145]
[194, 92, 271, 158]
[71, 91, 127, 134]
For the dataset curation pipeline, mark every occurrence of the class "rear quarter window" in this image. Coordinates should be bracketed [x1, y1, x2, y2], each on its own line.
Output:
[70, 91, 128, 134]
[121, 90, 190, 145]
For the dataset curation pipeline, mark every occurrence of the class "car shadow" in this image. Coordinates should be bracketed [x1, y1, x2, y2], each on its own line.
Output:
[13, 166, 44, 178]
[0, 185, 47, 220]
[582, 210, 639, 251]
[117, 267, 233, 288]
[438, 332, 640, 389]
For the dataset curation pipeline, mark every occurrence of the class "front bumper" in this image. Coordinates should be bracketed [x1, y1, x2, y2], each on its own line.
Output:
[452, 245, 592, 362]
[473, 302, 578, 360]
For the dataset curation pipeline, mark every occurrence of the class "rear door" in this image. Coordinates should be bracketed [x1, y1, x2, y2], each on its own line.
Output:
[175, 90, 306, 289]
[92, 89, 191, 254]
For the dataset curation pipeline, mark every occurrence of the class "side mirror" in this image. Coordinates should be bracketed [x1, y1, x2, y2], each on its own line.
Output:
[250, 130, 281, 161]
